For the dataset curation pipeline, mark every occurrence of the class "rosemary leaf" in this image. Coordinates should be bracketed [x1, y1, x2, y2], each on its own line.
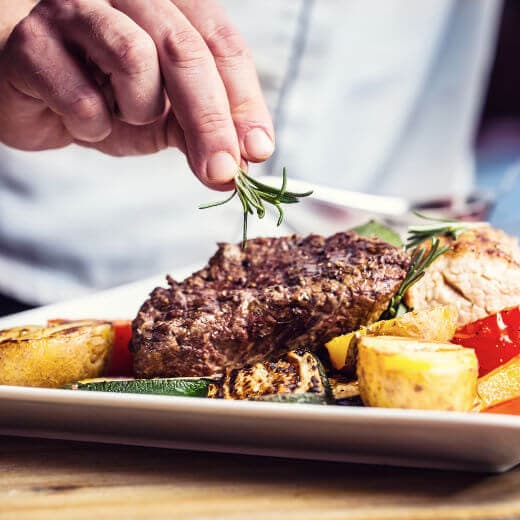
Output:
[198, 190, 237, 210]
[406, 211, 482, 250]
[381, 215, 473, 320]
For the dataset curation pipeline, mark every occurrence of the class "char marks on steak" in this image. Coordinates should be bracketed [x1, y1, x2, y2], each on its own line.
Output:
[131, 233, 410, 377]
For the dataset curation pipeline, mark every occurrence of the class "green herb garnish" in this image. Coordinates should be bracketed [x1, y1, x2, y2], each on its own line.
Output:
[351, 220, 403, 248]
[406, 212, 479, 250]
[199, 167, 313, 247]
[381, 237, 450, 319]
[382, 213, 479, 319]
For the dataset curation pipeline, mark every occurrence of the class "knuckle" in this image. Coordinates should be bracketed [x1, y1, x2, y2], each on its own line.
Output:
[47, 0, 82, 8]
[10, 17, 44, 47]
[36, 0, 81, 19]
[113, 33, 157, 76]
[69, 93, 104, 123]
[232, 96, 261, 116]
[61, 0, 85, 9]
[196, 111, 230, 135]
[53, 0, 82, 10]
[7, 17, 49, 69]
[161, 28, 208, 67]
[206, 24, 250, 60]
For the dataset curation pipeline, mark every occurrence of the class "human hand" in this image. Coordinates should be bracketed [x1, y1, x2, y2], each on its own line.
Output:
[0, 0, 274, 190]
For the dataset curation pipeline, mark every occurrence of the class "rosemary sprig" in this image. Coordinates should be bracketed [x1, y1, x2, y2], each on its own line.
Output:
[406, 212, 481, 250]
[382, 213, 480, 319]
[199, 167, 313, 247]
[381, 237, 450, 319]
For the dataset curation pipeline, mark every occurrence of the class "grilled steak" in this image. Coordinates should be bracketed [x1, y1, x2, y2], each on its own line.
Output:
[131, 232, 410, 377]
[406, 225, 520, 326]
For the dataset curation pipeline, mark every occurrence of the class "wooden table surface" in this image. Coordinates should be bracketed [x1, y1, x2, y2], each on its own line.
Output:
[2, 436, 520, 519]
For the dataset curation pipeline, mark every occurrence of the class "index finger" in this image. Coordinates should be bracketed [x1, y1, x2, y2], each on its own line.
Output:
[174, 0, 275, 163]
[112, 0, 240, 189]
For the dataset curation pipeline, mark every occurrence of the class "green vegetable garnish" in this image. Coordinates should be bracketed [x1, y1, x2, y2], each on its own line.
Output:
[199, 167, 313, 248]
[253, 393, 329, 405]
[381, 237, 450, 320]
[351, 220, 403, 248]
[67, 377, 215, 397]
[406, 212, 480, 250]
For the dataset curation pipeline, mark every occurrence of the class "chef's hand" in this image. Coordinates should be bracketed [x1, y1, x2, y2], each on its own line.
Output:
[0, 0, 274, 190]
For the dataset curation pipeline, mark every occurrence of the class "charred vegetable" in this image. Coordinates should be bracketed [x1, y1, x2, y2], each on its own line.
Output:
[208, 349, 332, 402]
[329, 377, 360, 401]
[68, 377, 214, 397]
[254, 393, 329, 405]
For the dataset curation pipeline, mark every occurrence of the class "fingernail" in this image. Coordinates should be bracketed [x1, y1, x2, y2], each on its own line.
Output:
[244, 128, 274, 160]
[207, 152, 238, 183]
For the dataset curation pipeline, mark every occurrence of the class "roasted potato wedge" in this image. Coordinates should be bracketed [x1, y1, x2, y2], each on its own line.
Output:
[357, 336, 478, 411]
[478, 355, 520, 409]
[325, 306, 458, 372]
[0, 321, 114, 388]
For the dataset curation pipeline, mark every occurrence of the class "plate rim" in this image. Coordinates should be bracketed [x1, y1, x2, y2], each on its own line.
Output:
[1, 384, 519, 429]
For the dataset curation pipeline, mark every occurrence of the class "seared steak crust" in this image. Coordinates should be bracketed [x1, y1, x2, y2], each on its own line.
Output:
[131, 233, 410, 377]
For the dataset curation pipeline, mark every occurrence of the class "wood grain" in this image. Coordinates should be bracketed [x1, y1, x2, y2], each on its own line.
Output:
[1, 435, 520, 519]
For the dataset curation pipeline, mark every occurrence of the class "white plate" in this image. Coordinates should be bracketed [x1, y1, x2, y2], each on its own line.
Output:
[1, 268, 520, 473]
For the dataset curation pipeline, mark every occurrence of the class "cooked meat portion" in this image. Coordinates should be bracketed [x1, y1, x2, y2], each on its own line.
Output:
[406, 225, 520, 326]
[131, 233, 410, 377]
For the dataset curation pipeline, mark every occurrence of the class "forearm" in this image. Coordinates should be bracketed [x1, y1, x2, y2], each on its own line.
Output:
[0, 0, 36, 51]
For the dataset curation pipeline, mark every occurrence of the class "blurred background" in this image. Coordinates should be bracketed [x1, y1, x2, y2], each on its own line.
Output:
[476, 0, 520, 237]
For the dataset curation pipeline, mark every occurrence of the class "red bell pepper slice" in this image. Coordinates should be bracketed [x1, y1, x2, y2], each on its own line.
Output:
[109, 320, 134, 377]
[452, 306, 520, 377]
[48, 318, 134, 377]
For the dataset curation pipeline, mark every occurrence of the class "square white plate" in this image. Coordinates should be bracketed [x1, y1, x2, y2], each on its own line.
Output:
[1, 267, 520, 473]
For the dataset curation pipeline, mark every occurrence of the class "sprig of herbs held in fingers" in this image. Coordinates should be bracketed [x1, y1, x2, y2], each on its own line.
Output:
[199, 167, 313, 247]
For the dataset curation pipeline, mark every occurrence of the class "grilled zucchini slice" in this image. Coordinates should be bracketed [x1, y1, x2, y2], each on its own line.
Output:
[68, 377, 214, 397]
[254, 393, 328, 404]
[208, 349, 332, 402]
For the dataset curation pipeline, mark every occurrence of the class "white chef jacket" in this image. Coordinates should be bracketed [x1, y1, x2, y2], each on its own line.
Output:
[0, 0, 501, 304]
